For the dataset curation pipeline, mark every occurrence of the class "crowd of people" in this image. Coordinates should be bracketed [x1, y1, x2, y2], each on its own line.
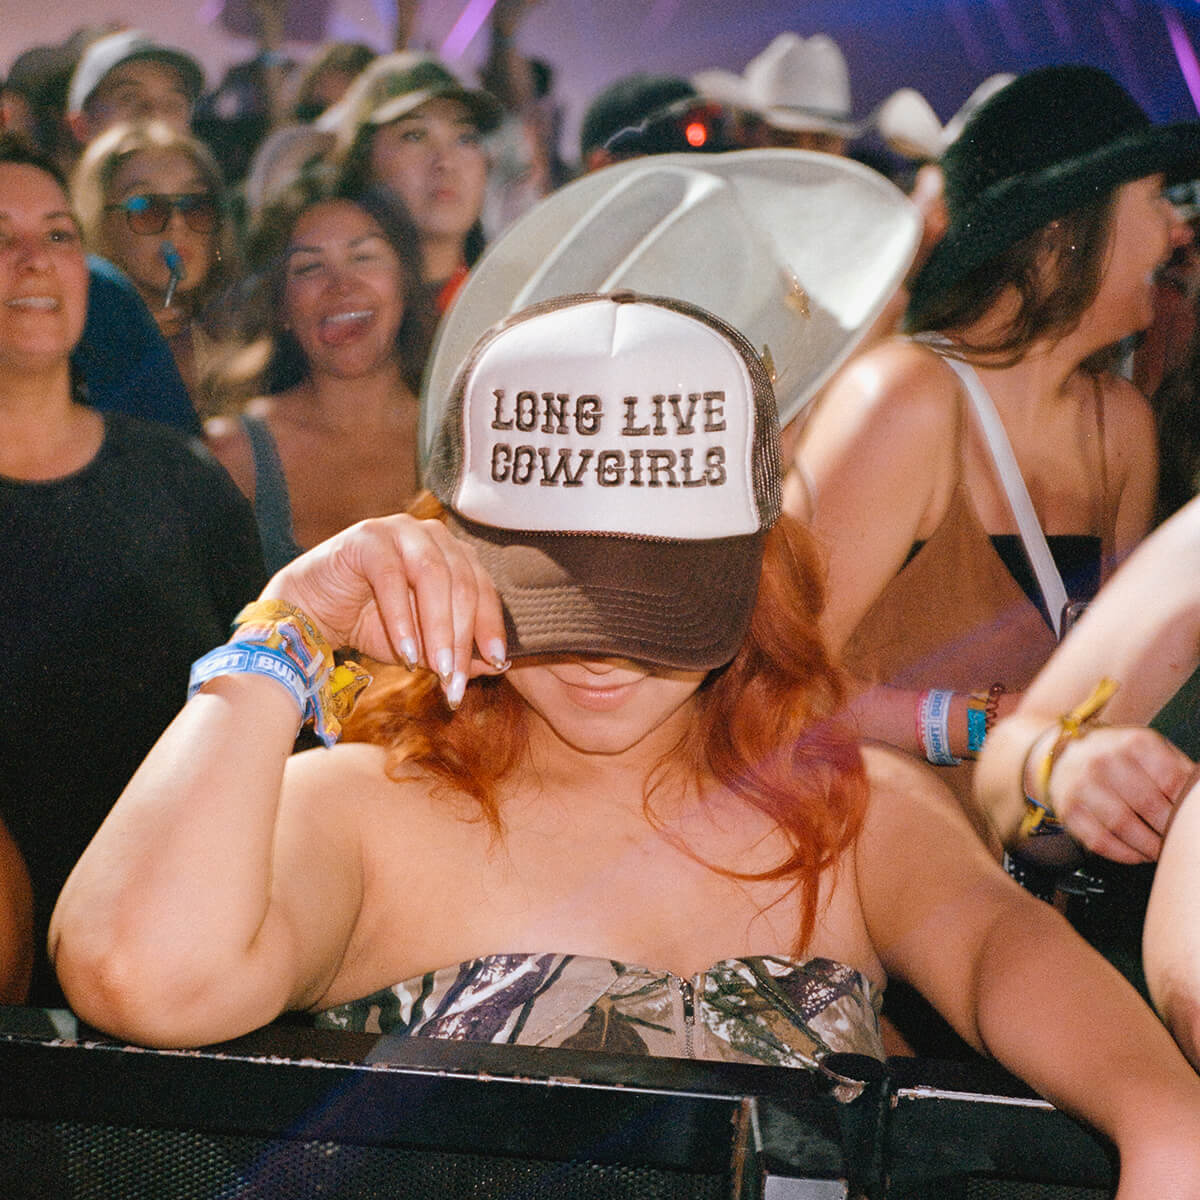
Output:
[5, 6, 1200, 1191]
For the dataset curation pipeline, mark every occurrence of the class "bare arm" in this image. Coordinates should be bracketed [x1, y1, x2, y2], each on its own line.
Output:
[481, 0, 545, 113]
[51, 673, 358, 1044]
[975, 495, 1200, 855]
[392, 0, 419, 50]
[50, 514, 508, 1047]
[790, 339, 958, 653]
[792, 340, 1014, 758]
[858, 747, 1200, 1193]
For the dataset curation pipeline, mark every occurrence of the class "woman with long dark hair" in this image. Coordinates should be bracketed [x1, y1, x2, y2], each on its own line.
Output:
[790, 65, 1198, 851]
[205, 179, 436, 574]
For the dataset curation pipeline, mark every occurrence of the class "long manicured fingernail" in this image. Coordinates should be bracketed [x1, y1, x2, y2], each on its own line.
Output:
[445, 671, 467, 709]
[485, 640, 510, 671]
[435, 648, 454, 682]
[400, 638, 419, 671]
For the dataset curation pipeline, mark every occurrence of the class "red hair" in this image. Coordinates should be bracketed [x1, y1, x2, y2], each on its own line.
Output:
[343, 500, 867, 953]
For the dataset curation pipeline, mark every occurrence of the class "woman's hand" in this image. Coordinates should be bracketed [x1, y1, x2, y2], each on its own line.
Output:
[260, 515, 509, 704]
[1042, 726, 1194, 863]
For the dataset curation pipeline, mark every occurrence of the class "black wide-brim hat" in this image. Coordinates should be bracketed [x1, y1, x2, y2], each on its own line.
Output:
[908, 64, 1200, 324]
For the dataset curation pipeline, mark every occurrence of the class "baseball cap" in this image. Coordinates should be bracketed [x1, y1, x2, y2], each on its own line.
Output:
[68, 30, 204, 115]
[425, 292, 782, 670]
[318, 51, 502, 150]
[578, 73, 697, 159]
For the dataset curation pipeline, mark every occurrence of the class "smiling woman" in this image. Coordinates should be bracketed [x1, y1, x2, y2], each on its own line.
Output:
[205, 179, 436, 574]
[0, 132, 264, 1006]
[0, 158, 89, 392]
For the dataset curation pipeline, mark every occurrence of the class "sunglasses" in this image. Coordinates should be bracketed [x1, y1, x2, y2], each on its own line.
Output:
[104, 192, 219, 235]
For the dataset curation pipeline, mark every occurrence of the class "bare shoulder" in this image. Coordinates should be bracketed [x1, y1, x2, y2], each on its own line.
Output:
[799, 337, 962, 461]
[282, 740, 403, 805]
[1095, 371, 1156, 440]
[860, 743, 959, 818]
[809, 338, 960, 421]
[281, 741, 459, 838]
[857, 744, 996, 864]
[852, 746, 1018, 974]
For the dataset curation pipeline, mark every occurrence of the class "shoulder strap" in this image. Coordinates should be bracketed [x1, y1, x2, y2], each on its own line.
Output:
[935, 355, 1069, 638]
[239, 413, 297, 543]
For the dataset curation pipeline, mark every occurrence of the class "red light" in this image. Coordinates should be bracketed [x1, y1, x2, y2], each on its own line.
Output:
[684, 120, 708, 147]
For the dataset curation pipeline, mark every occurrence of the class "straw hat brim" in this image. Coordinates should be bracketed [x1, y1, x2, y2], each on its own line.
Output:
[420, 149, 921, 459]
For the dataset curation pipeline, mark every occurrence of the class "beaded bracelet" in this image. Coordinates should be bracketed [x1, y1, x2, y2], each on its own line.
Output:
[188, 600, 372, 747]
[965, 682, 1006, 757]
[984, 682, 1005, 733]
[1018, 677, 1119, 838]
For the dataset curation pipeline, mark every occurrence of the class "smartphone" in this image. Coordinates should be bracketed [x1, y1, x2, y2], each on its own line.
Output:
[1060, 599, 1088, 636]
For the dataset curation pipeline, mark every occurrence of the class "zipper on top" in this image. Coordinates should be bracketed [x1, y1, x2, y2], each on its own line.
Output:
[677, 975, 696, 1058]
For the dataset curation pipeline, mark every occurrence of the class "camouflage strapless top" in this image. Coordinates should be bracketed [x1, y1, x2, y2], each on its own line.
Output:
[314, 953, 884, 1068]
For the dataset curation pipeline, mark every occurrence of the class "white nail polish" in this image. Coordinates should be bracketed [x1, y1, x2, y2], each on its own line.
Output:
[400, 638, 419, 670]
[486, 640, 509, 670]
[435, 648, 454, 681]
[445, 671, 467, 708]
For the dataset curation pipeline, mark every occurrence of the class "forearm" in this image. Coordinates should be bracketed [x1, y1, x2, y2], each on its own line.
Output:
[976, 697, 1194, 859]
[482, 0, 535, 110]
[848, 680, 1008, 761]
[50, 673, 302, 1041]
[971, 895, 1200, 1158]
[972, 711, 1047, 842]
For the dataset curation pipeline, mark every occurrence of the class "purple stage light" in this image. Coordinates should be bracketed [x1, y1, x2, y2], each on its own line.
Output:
[442, 0, 499, 59]
[1163, 4, 1200, 114]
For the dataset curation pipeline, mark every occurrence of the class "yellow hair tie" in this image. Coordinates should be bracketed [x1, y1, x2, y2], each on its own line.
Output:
[1020, 677, 1119, 838]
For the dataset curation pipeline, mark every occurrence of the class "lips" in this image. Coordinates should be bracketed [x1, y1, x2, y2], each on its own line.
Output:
[551, 667, 645, 712]
[6, 295, 59, 311]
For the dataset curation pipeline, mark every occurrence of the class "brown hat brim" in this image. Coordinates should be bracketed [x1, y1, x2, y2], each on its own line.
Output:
[446, 512, 766, 671]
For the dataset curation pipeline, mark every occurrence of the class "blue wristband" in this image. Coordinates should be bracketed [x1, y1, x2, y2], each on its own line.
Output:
[967, 705, 988, 755]
[187, 643, 311, 721]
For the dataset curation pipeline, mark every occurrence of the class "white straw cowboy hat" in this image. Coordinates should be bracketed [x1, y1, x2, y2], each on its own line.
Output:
[693, 33, 861, 138]
[876, 74, 1017, 161]
[419, 148, 921, 460]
